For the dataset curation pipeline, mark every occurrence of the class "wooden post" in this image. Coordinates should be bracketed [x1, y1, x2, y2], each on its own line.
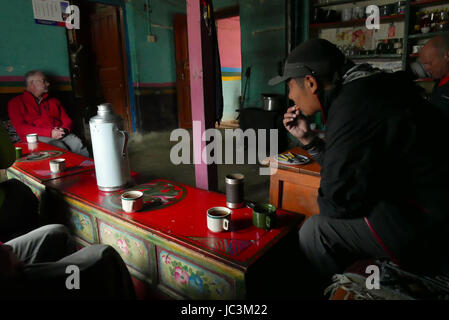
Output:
[186, 0, 218, 191]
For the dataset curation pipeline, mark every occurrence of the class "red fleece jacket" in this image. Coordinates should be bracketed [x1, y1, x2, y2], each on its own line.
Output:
[7, 91, 72, 141]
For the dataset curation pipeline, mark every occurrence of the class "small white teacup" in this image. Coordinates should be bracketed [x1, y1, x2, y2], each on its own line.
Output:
[26, 133, 38, 143]
[207, 207, 231, 232]
[121, 191, 144, 213]
[49, 158, 66, 173]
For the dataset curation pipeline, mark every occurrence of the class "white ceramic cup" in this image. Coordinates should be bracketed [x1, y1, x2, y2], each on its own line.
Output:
[26, 133, 38, 143]
[207, 207, 231, 232]
[49, 158, 66, 173]
[121, 191, 144, 213]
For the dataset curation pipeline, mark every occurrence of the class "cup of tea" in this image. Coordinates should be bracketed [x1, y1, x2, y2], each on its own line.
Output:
[49, 158, 66, 173]
[207, 207, 231, 232]
[225, 173, 244, 209]
[252, 203, 277, 230]
[121, 191, 144, 213]
[26, 133, 38, 143]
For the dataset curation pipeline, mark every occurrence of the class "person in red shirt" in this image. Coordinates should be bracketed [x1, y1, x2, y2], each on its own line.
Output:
[419, 35, 449, 118]
[7, 70, 89, 157]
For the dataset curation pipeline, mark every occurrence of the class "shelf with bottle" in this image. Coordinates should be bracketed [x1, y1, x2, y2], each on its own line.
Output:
[310, 14, 405, 29]
[411, 0, 449, 8]
[311, 0, 366, 9]
[310, 1, 407, 28]
[410, 7, 449, 35]
[348, 54, 403, 59]
[338, 38, 404, 60]
[408, 30, 449, 39]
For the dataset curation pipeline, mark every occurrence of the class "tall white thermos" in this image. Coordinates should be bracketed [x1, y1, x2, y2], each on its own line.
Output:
[89, 103, 131, 191]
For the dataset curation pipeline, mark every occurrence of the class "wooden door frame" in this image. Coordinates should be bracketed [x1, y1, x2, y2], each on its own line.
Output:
[66, 0, 136, 132]
[116, 4, 133, 131]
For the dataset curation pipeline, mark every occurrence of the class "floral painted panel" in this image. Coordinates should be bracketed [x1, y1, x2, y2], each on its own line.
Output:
[99, 221, 150, 275]
[71, 209, 95, 243]
[6, 171, 44, 199]
[159, 249, 233, 300]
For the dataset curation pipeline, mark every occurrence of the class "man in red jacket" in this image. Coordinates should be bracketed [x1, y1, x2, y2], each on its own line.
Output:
[419, 35, 449, 119]
[8, 70, 89, 157]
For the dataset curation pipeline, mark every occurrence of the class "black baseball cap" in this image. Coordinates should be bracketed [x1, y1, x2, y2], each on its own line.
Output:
[268, 38, 346, 86]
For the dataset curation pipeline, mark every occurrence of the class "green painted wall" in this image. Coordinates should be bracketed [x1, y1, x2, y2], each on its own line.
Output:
[125, 0, 186, 85]
[0, 0, 70, 77]
[0, 0, 185, 84]
[240, 0, 286, 108]
[213, 0, 286, 109]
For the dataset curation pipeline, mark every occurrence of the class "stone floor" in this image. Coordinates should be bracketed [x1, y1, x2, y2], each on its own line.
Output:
[126, 129, 278, 204]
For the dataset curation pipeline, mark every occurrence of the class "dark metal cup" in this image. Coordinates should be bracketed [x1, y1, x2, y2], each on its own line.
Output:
[225, 173, 244, 209]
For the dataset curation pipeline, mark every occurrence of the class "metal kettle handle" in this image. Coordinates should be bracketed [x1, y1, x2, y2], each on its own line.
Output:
[119, 130, 128, 156]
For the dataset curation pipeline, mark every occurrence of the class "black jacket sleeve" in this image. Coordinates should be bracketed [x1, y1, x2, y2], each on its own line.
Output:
[316, 96, 415, 219]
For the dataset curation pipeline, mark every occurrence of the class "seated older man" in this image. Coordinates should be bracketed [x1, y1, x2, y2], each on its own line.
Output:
[7, 70, 89, 157]
[419, 35, 449, 118]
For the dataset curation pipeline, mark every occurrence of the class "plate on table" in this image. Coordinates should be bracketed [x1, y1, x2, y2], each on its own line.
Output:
[275, 153, 310, 165]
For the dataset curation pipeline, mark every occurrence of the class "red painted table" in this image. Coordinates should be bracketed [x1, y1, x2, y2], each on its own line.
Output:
[6, 142, 95, 197]
[44, 170, 303, 299]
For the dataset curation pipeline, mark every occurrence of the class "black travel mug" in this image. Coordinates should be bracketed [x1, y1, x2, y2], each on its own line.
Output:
[225, 173, 244, 209]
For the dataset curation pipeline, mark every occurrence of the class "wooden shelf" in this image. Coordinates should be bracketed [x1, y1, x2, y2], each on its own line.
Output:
[310, 14, 405, 30]
[408, 30, 449, 39]
[348, 54, 402, 59]
[410, 0, 449, 7]
[312, 0, 366, 8]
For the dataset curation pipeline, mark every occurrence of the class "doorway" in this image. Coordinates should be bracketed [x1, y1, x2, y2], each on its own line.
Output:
[216, 14, 242, 126]
[173, 14, 191, 129]
[67, 1, 132, 131]
[173, 6, 240, 129]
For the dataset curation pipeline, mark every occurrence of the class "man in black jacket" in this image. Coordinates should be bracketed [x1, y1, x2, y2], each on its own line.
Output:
[269, 39, 449, 280]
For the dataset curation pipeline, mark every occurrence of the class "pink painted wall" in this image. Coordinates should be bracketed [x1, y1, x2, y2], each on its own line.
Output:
[217, 17, 241, 69]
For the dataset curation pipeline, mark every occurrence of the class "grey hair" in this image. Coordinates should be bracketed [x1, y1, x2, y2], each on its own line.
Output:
[24, 70, 44, 87]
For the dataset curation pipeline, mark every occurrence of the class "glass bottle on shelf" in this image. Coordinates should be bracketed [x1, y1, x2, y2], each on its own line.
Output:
[414, 11, 422, 34]
[439, 8, 449, 31]
[430, 9, 440, 32]
[421, 10, 431, 33]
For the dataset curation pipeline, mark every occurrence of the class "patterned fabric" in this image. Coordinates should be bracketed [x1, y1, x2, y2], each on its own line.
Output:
[326, 259, 449, 300]
[342, 63, 382, 85]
